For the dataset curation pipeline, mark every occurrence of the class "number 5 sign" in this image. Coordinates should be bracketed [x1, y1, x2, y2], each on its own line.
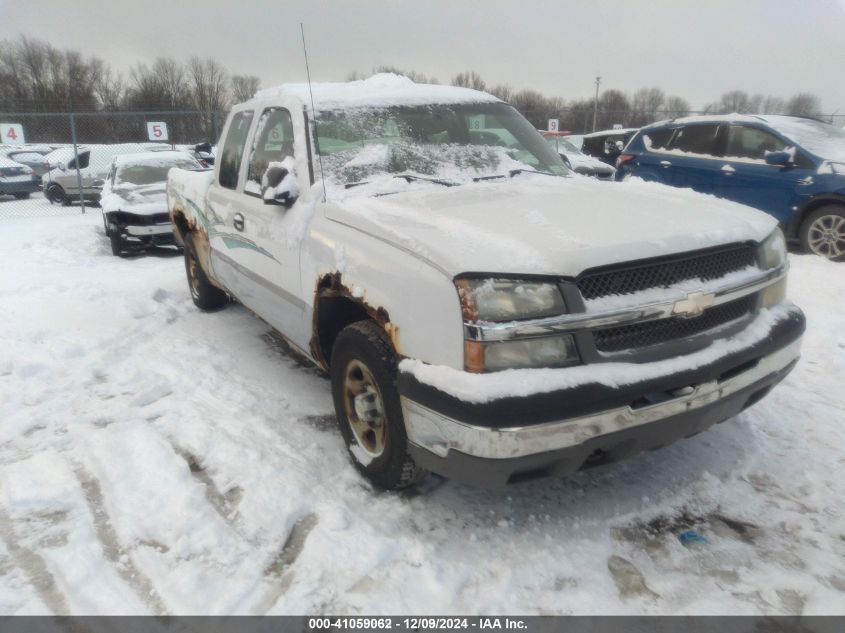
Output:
[146, 122, 169, 141]
[1, 123, 25, 145]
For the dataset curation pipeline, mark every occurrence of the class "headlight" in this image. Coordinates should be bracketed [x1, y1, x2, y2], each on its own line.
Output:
[456, 278, 566, 322]
[760, 277, 787, 308]
[759, 228, 786, 270]
[466, 335, 579, 372]
[457, 277, 578, 372]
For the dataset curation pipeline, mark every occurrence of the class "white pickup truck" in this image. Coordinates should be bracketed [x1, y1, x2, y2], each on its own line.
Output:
[167, 74, 805, 489]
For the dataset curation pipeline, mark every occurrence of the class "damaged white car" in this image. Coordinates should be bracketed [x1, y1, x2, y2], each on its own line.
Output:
[168, 74, 805, 489]
[101, 151, 204, 256]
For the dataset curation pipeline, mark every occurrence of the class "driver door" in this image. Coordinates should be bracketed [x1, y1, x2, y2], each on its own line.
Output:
[228, 106, 310, 342]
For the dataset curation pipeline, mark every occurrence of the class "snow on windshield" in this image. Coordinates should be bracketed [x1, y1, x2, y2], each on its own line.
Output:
[314, 102, 568, 195]
[764, 116, 845, 162]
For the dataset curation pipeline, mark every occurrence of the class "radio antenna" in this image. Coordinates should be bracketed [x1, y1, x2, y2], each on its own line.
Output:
[300, 23, 327, 201]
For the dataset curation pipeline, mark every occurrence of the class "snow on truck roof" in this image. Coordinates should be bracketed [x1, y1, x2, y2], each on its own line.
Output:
[254, 73, 501, 111]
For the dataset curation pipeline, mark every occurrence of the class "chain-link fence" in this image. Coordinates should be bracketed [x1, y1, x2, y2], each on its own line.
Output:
[0, 110, 226, 218]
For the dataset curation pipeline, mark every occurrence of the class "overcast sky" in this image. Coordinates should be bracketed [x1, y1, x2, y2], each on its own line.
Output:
[2, 0, 845, 111]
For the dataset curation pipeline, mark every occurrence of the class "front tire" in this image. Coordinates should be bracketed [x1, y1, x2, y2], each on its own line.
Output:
[45, 184, 68, 206]
[330, 320, 425, 490]
[800, 205, 845, 262]
[183, 232, 228, 310]
[109, 230, 123, 256]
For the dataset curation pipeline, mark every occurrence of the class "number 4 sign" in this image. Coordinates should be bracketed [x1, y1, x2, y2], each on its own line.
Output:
[146, 122, 169, 141]
[1, 123, 25, 145]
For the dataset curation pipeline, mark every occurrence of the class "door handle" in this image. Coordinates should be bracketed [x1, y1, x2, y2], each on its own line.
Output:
[659, 160, 671, 167]
[721, 164, 736, 174]
[233, 212, 245, 231]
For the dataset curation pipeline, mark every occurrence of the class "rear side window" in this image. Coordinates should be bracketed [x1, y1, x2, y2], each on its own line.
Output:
[218, 111, 254, 190]
[725, 125, 786, 160]
[668, 124, 721, 156]
[245, 108, 295, 194]
[643, 128, 673, 150]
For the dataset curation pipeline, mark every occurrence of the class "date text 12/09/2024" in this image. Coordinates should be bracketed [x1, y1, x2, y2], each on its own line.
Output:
[308, 618, 528, 630]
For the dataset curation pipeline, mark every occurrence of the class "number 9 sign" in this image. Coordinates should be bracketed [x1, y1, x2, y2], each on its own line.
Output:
[146, 122, 169, 141]
[1, 123, 25, 145]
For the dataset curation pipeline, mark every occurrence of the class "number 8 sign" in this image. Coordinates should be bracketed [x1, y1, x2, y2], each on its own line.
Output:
[146, 122, 169, 141]
[1, 123, 25, 145]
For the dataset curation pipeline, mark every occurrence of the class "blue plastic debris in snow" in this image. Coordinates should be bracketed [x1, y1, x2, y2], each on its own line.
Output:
[678, 530, 709, 546]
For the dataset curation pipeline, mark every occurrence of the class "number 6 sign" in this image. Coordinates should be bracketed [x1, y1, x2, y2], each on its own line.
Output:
[1, 123, 25, 145]
[146, 122, 169, 141]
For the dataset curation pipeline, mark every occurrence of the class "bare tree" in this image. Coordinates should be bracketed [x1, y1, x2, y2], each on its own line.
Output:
[188, 57, 230, 137]
[231, 74, 261, 102]
[786, 93, 822, 118]
[630, 87, 665, 126]
[488, 84, 513, 102]
[451, 71, 487, 91]
[664, 95, 691, 119]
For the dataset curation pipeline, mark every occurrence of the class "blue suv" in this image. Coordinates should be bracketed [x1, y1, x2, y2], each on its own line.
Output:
[616, 115, 845, 260]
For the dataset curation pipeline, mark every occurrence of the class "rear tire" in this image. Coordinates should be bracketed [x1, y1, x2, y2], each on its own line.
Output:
[183, 232, 228, 310]
[800, 205, 845, 262]
[330, 320, 426, 490]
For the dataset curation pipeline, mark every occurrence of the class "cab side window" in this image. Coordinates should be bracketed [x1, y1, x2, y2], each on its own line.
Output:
[725, 125, 786, 161]
[218, 111, 254, 190]
[668, 124, 722, 157]
[245, 108, 295, 195]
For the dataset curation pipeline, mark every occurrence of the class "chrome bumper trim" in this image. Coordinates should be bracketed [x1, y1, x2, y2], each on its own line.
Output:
[402, 338, 800, 460]
[464, 265, 785, 342]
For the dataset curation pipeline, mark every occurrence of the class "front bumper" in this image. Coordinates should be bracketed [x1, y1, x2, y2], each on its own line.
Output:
[399, 305, 804, 486]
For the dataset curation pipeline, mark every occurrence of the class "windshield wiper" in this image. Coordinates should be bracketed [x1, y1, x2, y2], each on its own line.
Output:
[394, 174, 458, 187]
[473, 169, 559, 182]
[344, 174, 458, 189]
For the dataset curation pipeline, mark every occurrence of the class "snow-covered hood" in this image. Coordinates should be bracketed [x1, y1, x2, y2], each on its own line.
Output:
[327, 177, 777, 277]
[563, 151, 614, 173]
[100, 183, 167, 215]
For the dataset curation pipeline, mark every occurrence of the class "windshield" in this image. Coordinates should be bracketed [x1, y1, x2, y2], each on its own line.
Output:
[546, 137, 581, 154]
[765, 116, 845, 162]
[314, 102, 568, 190]
[115, 157, 201, 186]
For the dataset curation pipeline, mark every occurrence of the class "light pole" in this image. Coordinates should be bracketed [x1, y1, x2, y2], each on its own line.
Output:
[592, 76, 601, 132]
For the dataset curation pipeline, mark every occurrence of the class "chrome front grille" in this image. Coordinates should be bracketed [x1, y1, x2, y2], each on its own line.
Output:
[593, 294, 756, 353]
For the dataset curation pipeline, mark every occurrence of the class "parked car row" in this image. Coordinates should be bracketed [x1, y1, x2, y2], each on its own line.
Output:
[166, 75, 804, 489]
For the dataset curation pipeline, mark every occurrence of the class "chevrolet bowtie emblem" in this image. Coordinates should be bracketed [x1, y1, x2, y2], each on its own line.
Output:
[672, 291, 716, 318]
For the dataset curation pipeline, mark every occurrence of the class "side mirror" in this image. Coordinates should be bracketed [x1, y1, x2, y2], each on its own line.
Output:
[262, 164, 299, 208]
[765, 150, 792, 167]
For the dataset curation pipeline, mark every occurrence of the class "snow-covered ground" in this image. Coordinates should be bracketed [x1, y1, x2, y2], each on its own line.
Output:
[1, 194, 844, 615]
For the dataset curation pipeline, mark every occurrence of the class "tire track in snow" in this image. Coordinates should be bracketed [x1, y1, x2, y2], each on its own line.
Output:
[254, 513, 319, 614]
[176, 449, 244, 530]
[0, 508, 70, 615]
[75, 469, 170, 615]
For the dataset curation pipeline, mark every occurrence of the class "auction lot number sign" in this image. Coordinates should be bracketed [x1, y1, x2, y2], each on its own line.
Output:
[1, 123, 25, 144]
[146, 121, 169, 141]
